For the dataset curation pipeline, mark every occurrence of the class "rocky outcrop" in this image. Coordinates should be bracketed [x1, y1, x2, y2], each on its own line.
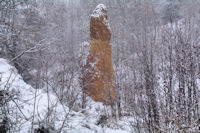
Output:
[90, 4, 111, 41]
[83, 4, 116, 105]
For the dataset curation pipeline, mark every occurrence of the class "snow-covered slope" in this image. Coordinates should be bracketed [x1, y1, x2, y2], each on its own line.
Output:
[0, 58, 135, 133]
[0, 58, 66, 132]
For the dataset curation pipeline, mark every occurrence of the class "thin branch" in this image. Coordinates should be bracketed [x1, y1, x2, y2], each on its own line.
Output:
[10, 39, 46, 62]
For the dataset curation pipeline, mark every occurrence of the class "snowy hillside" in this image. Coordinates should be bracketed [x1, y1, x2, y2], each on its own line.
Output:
[1, 0, 200, 132]
[0, 58, 67, 132]
[0, 58, 135, 133]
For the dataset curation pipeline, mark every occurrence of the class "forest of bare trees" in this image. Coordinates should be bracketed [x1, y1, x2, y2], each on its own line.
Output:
[1, 0, 200, 132]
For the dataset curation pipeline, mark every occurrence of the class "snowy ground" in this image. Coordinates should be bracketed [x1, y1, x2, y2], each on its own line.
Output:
[0, 58, 135, 133]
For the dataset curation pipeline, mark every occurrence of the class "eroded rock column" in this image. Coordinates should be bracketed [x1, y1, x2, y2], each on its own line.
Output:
[83, 4, 116, 104]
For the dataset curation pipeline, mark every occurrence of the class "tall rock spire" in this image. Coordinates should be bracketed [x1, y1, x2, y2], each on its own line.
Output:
[83, 4, 116, 105]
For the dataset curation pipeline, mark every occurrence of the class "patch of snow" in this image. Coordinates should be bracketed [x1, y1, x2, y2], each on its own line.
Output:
[91, 4, 107, 18]
[65, 97, 134, 133]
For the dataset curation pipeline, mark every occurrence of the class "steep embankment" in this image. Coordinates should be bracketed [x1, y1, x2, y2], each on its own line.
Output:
[0, 58, 66, 132]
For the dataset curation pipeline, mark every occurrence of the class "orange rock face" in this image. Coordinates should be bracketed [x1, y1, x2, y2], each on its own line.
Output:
[83, 4, 116, 105]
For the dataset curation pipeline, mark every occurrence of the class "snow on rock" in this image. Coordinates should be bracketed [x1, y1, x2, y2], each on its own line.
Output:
[91, 4, 107, 18]
[90, 4, 111, 40]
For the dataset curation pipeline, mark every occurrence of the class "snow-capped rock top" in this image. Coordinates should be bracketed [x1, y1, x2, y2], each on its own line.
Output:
[90, 4, 111, 41]
[91, 4, 107, 18]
